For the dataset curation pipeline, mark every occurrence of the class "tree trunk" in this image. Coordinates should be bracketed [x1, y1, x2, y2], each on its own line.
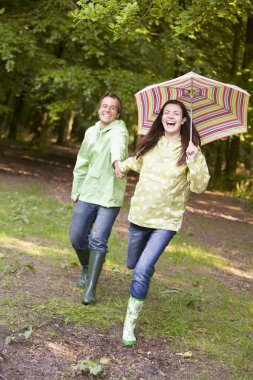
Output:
[0, 90, 14, 136]
[66, 110, 76, 141]
[241, 12, 253, 106]
[242, 12, 253, 69]
[225, 136, 240, 176]
[30, 111, 49, 145]
[224, 16, 245, 176]
[7, 93, 24, 140]
[214, 142, 223, 179]
[230, 16, 244, 77]
[56, 113, 68, 144]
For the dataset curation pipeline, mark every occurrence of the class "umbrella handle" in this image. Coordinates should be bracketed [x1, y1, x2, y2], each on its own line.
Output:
[190, 77, 193, 143]
[190, 107, 193, 142]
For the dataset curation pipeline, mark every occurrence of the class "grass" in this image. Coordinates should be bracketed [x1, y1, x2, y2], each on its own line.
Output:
[0, 190, 72, 245]
[0, 183, 253, 379]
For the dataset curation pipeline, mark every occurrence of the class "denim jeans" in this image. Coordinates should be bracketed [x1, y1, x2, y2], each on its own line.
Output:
[69, 200, 120, 254]
[126, 223, 176, 300]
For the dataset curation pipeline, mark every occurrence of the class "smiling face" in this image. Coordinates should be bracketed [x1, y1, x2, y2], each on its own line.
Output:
[98, 96, 120, 128]
[162, 103, 186, 140]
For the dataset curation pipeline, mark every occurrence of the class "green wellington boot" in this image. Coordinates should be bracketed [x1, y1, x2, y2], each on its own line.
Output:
[76, 249, 90, 288]
[82, 250, 106, 305]
[122, 296, 144, 346]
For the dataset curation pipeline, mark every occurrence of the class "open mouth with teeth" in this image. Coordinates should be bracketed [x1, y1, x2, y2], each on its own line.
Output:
[166, 122, 176, 126]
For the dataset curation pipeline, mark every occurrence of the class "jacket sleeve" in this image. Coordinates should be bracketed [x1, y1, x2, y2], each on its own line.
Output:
[187, 150, 210, 193]
[119, 156, 143, 174]
[71, 134, 90, 201]
[110, 123, 129, 164]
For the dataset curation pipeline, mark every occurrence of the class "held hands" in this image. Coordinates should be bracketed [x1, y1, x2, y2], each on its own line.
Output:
[186, 141, 198, 161]
[114, 160, 126, 178]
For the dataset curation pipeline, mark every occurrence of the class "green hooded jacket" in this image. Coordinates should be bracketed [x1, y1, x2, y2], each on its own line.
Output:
[71, 119, 129, 207]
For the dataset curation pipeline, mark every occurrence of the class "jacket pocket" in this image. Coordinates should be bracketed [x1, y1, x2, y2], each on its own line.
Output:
[87, 167, 100, 179]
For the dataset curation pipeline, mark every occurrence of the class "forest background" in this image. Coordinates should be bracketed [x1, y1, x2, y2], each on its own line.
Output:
[0, 0, 252, 200]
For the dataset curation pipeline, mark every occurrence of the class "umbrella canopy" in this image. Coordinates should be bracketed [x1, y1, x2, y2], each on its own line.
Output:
[135, 71, 250, 145]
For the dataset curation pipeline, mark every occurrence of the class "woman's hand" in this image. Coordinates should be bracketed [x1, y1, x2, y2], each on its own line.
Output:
[114, 160, 126, 178]
[186, 141, 198, 161]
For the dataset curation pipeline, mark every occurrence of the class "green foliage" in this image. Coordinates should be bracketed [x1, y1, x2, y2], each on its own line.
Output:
[72, 0, 253, 39]
[71, 357, 110, 376]
[5, 325, 33, 344]
[0, 0, 252, 186]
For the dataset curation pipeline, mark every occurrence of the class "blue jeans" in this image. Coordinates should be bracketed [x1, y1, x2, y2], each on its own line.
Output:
[126, 223, 176, 300]
[69, 200, 120, 254]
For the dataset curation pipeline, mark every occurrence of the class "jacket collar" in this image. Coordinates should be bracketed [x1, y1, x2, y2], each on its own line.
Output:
[96, 119, 125, 133]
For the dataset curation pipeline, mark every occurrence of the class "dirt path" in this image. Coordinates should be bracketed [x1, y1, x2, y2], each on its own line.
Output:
[1, 140, 252, 257]
[0, 140, 252, 379]
[1, 140, 252, 284]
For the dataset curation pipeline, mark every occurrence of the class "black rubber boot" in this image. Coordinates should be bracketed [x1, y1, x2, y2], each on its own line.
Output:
[82, 250, 106, 305]
[75, 249, 90, 287]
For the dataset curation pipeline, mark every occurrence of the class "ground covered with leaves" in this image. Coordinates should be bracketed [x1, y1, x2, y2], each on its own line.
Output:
[0, 141, 252, 379]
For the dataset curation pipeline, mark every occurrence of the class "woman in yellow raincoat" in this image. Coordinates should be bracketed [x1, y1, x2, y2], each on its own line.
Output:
[114, 99, 210, 345]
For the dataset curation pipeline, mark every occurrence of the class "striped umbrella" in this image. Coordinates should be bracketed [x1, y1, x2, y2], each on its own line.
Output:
[135, 71, 250, 145]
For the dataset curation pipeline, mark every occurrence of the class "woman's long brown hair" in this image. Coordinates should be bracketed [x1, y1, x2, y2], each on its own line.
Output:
[136, 99, 201, 166]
